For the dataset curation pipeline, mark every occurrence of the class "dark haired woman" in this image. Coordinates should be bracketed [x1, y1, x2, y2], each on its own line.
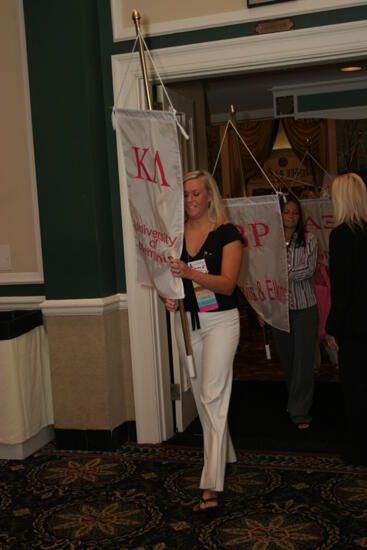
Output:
[272, 198, 318, 430]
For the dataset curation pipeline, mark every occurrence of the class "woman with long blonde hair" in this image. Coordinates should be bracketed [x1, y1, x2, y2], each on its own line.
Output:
[162, 170, 243, 510]
[326, 172, 367, 465]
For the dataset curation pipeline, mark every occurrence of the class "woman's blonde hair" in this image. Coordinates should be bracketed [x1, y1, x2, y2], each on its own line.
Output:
[183, 170, 228, 227]
[331, 173, 367, 229]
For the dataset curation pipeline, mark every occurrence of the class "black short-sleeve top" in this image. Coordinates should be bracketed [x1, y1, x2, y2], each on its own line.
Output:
[181, 222, 243, 317]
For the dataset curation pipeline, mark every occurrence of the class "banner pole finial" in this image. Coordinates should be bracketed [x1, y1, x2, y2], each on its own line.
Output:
[132, 9, 153, 110]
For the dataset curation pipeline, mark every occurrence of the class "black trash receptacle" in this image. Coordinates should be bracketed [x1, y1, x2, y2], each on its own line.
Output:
[0, 309, 43, 340]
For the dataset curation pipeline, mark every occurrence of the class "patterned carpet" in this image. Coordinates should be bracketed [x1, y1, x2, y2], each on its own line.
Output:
[1, 443, 366, 549]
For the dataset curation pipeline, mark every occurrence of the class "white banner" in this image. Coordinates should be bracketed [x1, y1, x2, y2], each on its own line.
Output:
[301, 198, 334, 264]
[114, 109, 184, 299]
[225, 195, 289, 332]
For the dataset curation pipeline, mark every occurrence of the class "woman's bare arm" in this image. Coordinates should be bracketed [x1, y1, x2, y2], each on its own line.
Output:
[170, 240, 243, 296]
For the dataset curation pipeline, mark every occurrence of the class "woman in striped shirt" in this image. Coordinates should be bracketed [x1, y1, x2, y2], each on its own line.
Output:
[272, 197, 318, 430]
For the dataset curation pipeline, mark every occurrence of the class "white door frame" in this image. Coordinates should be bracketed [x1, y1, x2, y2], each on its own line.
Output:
[111, 19, 367, 444]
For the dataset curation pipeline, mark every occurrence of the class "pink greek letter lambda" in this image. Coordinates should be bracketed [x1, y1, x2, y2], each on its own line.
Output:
[152, 150, 169, 187]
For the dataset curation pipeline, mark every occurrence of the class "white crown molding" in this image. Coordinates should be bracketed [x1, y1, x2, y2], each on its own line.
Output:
[111, 0, 367, 42]
[40, 294, 128, 316]
[112, 20, 367, 97]
[0, 296, 45, 311]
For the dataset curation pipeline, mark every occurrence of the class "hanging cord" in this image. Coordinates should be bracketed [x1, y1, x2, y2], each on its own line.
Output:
[290, 150, 308, 185]
[305, 150, 333, 180]
[111, 37, 139, 130]
[228, 120, 279, 194]
[212, 120, 231, 177]
[268, 169, 298, 201]
[213, 120, 280, 195]
[291, 150, 333, 186]
[138, 31, 189, 140]
[212, 119, 280, 195]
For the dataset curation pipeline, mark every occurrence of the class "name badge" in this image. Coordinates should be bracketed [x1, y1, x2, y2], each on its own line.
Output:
[188, 258, 219, 312]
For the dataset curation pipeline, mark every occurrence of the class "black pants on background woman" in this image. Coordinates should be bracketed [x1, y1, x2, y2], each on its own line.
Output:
[272, 305, 318, 426]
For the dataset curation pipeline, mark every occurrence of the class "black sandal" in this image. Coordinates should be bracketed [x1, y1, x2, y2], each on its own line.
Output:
[199, 495, 219, 511]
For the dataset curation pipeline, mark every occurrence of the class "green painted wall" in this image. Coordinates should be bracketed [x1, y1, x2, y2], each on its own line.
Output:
[0, 285, 45, 297]
[22, 0, 125, 299]
[299, 88, 367, 113]
[97, 0, 127, 295]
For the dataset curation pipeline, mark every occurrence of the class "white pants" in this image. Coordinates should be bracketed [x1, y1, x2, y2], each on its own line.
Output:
[174, 309, 240, 492]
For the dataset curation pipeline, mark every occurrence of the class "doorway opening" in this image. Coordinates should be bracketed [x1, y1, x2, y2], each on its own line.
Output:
[112, 24, 367, 444]
[156, 59, 367, 449]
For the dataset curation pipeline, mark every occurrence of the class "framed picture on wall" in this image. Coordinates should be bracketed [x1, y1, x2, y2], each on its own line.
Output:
[247, 0, 295, 7]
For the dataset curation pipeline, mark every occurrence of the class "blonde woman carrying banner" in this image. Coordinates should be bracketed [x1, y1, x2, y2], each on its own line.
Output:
[263, 197, 318, 430]
[162, 170, 243, 511]
[325, 173, 367, 465]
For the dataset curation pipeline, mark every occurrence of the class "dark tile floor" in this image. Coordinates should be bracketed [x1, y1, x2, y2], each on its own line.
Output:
[168, 380, 346, 454]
